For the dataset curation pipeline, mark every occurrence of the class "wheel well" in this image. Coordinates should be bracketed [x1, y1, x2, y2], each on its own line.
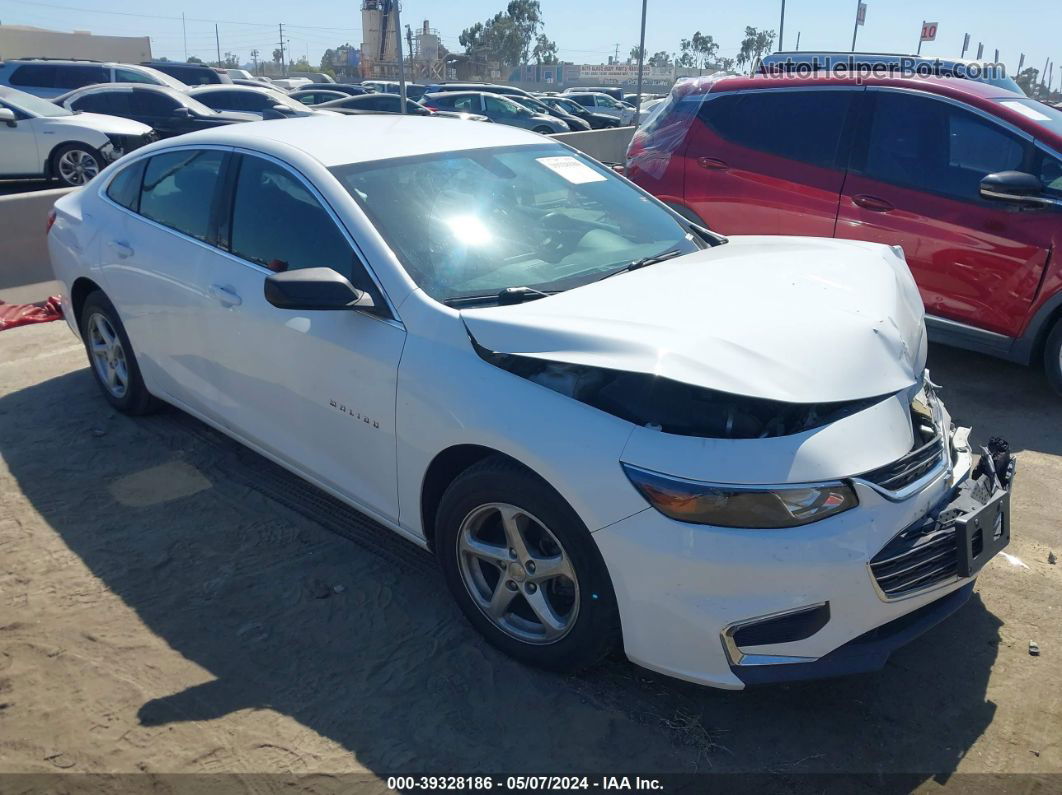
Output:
[69, 277, 102, 333]
[420, 445, 523, 550]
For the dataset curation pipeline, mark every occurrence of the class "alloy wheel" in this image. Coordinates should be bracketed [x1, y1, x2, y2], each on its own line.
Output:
[457, 502, 580, 645]
[57, 149, 100, 186]
[87, 312, 129, 399]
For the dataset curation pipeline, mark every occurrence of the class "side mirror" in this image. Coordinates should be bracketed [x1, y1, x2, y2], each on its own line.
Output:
[172, 106, 194, 118]
[0, 107, 17, 126]
[264, 267, 376, 311]
[980, 171, 1062, 208]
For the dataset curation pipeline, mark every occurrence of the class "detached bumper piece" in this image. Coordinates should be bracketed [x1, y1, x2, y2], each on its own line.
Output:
[870, 436, 1015, 599]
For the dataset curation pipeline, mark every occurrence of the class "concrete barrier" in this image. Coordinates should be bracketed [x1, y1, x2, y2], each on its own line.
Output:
[553, 126, 635, 165]
[0, 187, 73, 303]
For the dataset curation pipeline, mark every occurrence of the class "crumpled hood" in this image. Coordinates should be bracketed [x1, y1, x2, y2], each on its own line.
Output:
[462, 236, 927, 404]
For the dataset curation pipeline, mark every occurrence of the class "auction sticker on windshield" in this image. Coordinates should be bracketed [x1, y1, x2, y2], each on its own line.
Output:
[536, 156, 607, 184]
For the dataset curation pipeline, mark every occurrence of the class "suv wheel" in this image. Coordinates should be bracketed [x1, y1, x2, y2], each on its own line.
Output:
[1044, 317, 1062, 396]
[52, 143, 102, 187]
[436, 456, 619, 672]
[79, 291, 159, 414]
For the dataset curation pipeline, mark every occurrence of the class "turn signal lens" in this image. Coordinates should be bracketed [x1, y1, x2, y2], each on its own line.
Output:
[46, 209, 56, 235]
[622, 464, 858, 529]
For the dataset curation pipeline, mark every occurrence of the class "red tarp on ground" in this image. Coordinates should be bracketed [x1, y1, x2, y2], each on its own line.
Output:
[0, 297, 63, 331]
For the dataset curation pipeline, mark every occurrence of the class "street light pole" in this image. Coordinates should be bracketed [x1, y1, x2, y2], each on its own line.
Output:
[779, 0, 785, 52]
[850, 0, 860, 52]
[634, 0, 647, 126]
[392, 0, 408, 113]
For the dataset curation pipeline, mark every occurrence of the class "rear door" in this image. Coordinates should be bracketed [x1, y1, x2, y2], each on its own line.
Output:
[100, 147, 229, 416]
[682, 87, 859, 236]
[836, 88, 1055, 337]
[199, 152, 406, 519]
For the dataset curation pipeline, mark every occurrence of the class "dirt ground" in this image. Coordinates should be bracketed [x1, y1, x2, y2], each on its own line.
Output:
[1, 321, 1060, 791]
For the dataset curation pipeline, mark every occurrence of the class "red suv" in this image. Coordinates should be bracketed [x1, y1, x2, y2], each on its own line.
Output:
[627, 74, 1062, 392]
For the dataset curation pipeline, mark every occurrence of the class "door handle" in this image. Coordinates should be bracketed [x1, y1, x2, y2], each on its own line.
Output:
[108, 239, 134, 259]
[852, 194, 895, 212]
[209, 283, 242, 307]
[697, 157, 729, 171]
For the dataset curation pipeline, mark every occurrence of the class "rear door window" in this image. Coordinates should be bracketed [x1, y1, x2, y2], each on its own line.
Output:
[132, 90, 180, 116]
[56, 65, 108, 89]
[138, 149, 225, 241]
[115, 67, 157, 85]
[699, 90, 855, 169]
[10, 64, 56, 87]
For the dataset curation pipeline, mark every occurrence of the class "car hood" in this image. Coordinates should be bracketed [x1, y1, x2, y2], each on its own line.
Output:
[45, 112, 153, 136]
[461, 236, 927, 404]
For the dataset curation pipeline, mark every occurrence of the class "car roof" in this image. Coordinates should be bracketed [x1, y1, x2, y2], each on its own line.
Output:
[692, 73, 1014, 102]
[149, 114, 550, 166]
[188, 83, 267, 93]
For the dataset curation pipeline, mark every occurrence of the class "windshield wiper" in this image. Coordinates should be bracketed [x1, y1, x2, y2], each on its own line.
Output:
[445, 286, 553, 308]
[599, 247, 685, 281]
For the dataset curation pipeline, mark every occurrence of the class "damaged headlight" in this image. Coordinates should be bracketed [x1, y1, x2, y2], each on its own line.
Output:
[622, 464, 858, 528]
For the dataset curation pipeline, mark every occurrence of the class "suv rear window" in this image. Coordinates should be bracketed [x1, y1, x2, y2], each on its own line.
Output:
[10, 64, 56, 87]
[698, 89, 855, 169]
[56, 65, 108, 89]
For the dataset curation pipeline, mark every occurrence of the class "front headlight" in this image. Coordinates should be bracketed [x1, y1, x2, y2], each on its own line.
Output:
[99, 141, 119, 162]
[622, 464, 858, 528]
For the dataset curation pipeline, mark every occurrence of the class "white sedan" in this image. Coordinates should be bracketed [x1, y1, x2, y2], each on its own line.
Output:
[47, 116, 1013, 689]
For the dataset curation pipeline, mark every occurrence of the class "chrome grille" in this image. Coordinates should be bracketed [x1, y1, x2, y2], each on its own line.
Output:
[869, 518, 959, 598]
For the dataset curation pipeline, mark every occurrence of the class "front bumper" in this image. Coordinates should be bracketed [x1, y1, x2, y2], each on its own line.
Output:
[594, 401, 1013, 690]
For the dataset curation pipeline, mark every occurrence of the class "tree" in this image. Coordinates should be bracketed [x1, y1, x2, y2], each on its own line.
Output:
[690, 32, 718, 69]
[186, 56, 203, 64]
[719, 56, 736, 72]
[736, 26, 775, 73]
[677, 39, 695, 68]
[648, 51, 671, 68]
[532, 34, 558, 65]
[272, 49, 284, 66]
[221, 52, 239, 68]
[292, 57, 312, 72]
[1015, 67, 1040, 96]
[629, 45, 645, 63]
[459, 0, 543, 67]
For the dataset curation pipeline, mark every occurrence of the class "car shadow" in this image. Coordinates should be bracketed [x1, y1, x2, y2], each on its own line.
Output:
[0, 366, 1004, 778]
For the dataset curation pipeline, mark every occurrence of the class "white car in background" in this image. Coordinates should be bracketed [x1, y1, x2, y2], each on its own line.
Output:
[0, 86, 154, 186]
[47, 116, 1014, 689]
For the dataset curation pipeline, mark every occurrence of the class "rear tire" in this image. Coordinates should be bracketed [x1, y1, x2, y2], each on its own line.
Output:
[1044, 317, 1062, 396]
[51, 143, 103, 187]
[436, 456, 620, 673]
[79, 291, 159, 415]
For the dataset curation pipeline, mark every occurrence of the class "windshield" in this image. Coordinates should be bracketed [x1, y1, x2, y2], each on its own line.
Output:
[330, 144, 702, 304]
[138, 66, 189, 91]
[997, 98, 1062, 133]
[0, 87, 72, 117]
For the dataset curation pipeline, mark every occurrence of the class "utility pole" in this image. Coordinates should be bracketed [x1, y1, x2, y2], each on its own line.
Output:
[778, 0, 785, 52]
[215, 24, 221, 66]
[634, 0, 647, 126]
[614, 43, 619, 63]
[795, 31, 801, 51]
[961, 33, 969, 58]
[278, 23, 286, 76]
[406, 24, 414, 80]
[251, 49, 259, 75]
[182, 12, 187, 61]
[1044, 56, 1051, 96]
[392, 1, 407, 113]
[850, 0, 861, 52]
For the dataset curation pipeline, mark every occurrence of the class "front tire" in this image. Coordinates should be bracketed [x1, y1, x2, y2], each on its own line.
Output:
[52, 143, 103, 187]
[1044, 317, 1062, 396]
[79, 291, 159, 415]
[436, 456, 619, 672]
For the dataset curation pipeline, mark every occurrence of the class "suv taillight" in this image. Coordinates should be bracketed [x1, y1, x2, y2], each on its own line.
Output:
[46, 209, 56, 235]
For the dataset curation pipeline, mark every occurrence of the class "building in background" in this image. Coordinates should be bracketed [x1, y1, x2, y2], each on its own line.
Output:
[360, 2, 444, 81]
[0, 25, 151, 62]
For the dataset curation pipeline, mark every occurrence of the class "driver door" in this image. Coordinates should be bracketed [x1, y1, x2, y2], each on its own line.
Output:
[200, 152, 406, 520]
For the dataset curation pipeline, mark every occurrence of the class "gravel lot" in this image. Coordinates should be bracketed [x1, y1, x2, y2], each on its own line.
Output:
[0, 321, 1060, 790]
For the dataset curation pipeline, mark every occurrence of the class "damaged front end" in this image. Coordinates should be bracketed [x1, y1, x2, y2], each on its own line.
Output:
[471, 338, 888, 440]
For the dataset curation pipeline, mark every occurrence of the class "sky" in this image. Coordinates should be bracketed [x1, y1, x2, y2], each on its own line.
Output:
[1, 0, 1060, 82]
